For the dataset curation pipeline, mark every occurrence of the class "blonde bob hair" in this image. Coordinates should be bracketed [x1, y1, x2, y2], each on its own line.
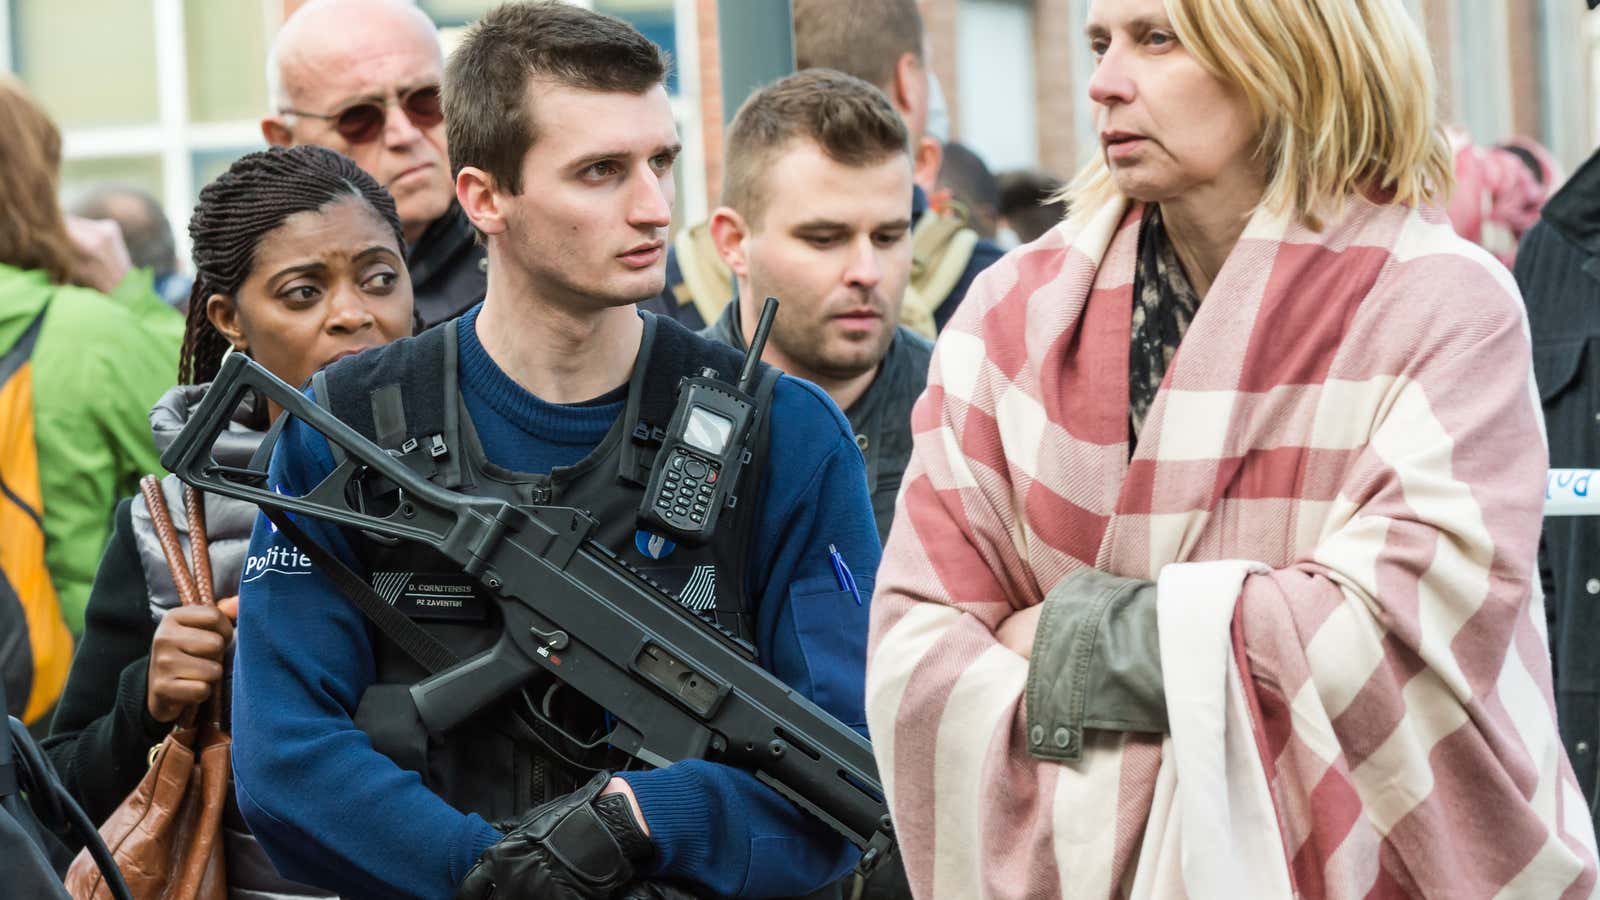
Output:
[1067, 0, 1453, 229]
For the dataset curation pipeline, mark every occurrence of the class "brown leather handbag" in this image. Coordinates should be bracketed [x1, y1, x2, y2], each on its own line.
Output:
[65, 475, 229, 900]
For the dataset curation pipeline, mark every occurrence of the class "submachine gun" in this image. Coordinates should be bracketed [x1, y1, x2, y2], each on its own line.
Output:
[160, 350, 896, 877]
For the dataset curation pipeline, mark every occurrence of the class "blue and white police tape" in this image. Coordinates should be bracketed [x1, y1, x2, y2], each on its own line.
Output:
[1546, 469, 1600, 516]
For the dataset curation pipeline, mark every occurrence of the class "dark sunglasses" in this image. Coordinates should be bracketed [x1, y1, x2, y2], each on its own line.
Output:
[281, 85, 443, 144]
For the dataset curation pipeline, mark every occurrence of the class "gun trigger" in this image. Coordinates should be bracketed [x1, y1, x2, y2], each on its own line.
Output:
[530, 625, 569, 653]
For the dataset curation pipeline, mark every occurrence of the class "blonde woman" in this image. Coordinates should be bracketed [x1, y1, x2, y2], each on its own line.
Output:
[865, 0, 1599, 896]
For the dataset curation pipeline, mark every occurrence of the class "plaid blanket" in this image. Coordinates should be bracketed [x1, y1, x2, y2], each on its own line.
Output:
[865, 196, 1600, 898]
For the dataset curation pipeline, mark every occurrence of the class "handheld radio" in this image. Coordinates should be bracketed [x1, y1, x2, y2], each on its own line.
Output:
[637, 297, 779, 545]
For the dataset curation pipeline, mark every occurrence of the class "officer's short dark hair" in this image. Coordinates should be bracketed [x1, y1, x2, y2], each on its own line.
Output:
[791, 0, 923, 91]
[721, 70, 909, 229]
[443, 1, 668, 196]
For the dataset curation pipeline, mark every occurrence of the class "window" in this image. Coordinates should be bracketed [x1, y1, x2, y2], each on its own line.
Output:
[596, 0, 678, 93]
[957, 0, 1038, 172]
[1454, 0, 1512, 143]
[5, 0, 694, 262]
[184, 0, 269, 123]
[13, 1, 159, 127]
[60, 156, 164, 208]
[6, 0, 265, 264]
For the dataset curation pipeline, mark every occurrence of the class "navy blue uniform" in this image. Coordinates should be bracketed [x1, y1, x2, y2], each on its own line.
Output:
[231, 305, 880, 899]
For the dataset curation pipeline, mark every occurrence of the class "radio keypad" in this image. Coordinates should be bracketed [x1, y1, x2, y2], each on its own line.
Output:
[659, 450, 720, 525]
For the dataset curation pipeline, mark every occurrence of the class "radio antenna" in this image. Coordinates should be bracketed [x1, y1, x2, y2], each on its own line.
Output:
[737, 296, 779, 394]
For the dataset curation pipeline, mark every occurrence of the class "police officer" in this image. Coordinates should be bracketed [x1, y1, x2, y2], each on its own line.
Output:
[700, 70, 930, 545]
[644, 0, 1005, 338]
[230, 4, 879, 899]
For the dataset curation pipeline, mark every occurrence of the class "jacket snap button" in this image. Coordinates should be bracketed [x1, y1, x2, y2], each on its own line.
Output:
[1030, 725, 1045, 746]
[1054, 728, 1073, 749]
[1588, 579, 1600, 596]
[1579, 741, 1591, 755]
[856, 433, 870, 451]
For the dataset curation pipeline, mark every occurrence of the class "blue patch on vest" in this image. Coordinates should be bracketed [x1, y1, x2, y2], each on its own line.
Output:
[634, 529, 678, 560]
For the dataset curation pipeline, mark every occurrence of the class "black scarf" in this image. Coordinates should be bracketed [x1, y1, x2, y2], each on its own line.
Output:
[1129, 206, 1202, 444]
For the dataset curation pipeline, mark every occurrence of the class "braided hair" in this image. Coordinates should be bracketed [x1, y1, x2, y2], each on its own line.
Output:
[179, 145, 406, 385]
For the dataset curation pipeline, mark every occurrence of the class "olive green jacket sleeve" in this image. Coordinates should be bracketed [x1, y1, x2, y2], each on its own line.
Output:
[1023, 567, 1168, 762]
[32, 272, 181, 633]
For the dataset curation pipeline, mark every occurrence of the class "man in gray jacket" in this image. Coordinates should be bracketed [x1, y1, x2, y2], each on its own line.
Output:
[701, 69, 931, 544]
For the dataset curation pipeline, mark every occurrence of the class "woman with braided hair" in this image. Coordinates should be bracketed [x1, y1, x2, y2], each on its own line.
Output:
[43, 144, 414, 898]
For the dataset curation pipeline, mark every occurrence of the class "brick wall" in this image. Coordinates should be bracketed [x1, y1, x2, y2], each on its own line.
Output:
[1506, 0, 1541, 139]
[1034, 0, 1078, 178]
[695, 0, 723, 208]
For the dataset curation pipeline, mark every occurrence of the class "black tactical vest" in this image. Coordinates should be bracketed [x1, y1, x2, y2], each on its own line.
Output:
[318, 312, 779, 822]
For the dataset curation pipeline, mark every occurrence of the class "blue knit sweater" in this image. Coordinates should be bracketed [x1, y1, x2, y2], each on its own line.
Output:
[230, 306, 879, 899]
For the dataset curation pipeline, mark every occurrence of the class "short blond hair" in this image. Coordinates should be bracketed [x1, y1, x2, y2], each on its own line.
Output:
[722, 70, 909, 228]
[1069, 0, 1452, 229]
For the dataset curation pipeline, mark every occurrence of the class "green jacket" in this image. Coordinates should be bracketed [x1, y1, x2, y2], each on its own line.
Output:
[0, 263, 182, 633]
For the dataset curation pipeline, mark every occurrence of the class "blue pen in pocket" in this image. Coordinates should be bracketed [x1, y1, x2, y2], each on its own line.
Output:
[828, 543, 862, 606]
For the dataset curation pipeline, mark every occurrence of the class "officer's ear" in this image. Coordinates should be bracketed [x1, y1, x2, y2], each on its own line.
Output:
[457, 166, 509, 237]
[708, 206, 751, 277]
[206, 293, 247, 353]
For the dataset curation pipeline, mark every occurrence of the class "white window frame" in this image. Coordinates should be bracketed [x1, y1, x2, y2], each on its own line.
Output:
[5, 0, 703, 262]
[0, 0, 12, 74]
[1591, 8, 1600, 153]
[1454, 0, 1513, 144]
[1067, 0, 1095, 167]
[3, 0, 280, 267]
[672, 0, 708, 223]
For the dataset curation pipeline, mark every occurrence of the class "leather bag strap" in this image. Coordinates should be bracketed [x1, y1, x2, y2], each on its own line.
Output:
[136, 475, 223, 730]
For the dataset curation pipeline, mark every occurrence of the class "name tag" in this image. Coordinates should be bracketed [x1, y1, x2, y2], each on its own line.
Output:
[372, 571, 489, 622]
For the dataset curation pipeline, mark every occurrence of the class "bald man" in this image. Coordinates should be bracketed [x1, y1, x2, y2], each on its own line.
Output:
[262, 0, 486, 327]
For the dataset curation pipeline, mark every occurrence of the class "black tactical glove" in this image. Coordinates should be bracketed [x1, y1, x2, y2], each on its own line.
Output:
[456, 772, 655, 900]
